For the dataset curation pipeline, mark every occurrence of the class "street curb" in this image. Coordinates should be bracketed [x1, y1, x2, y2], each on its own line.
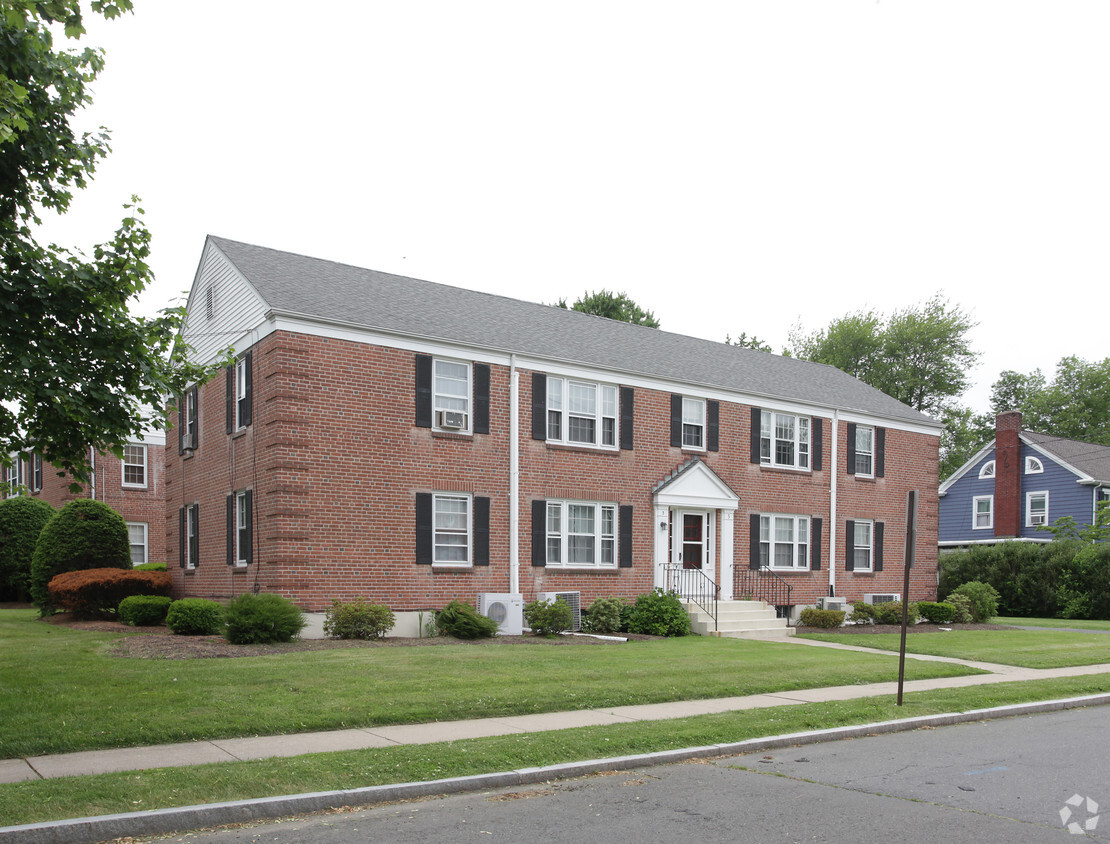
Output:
[3, 692, 1109, 844]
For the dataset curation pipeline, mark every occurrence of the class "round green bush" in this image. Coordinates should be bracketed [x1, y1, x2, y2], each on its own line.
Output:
[133, 562, 167, 572]
[849, 601, 876, 624]
[118, 594, 173, 626]
[523, 597, 574, 636]
[583, 596, 626, 634]
[0, 496, 55, 601]
[225, 592, 305, 644]
[435, 600, 498, 639]
[799, 607, 846, 628]
[946, 593, 973, 623]
[872, 600, 917, 625]
[949, 581, 999, 623]
[323, 598, 396, 640]
[626, 589, 690, 637]
[166, 598, 225, 636]
[30, 499, 131, 614]
[916, 601, 957, 624]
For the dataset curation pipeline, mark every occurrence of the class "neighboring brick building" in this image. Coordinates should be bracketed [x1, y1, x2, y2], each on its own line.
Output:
[167, 236, 942, 629]
[7, 431, 166, 566]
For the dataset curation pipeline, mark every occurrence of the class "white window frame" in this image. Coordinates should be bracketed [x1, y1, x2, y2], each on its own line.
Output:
[31, 453, 42, 492]
[546, 378, 618, 450]
[758, 513, 810, 570]
[852, 520, 873, 572]
[235, 491, 250, 566]
[122, 443, 147, 488]
[682, 397, 706, 450]
[545, 500, 618, 569]
[235, 357, 250, 430]
[432, 493, 471, 566]
[182, 388, 198, 450]
[185, 505, 198, 570]
[854, 425, 874, 477]
[432, 358, 471, 433]
[127, 522, 148, 566]
[760, 410, 810, 470]
[1025, 456, 1044, 474]
[1027, 491, 1049, 527]
[973, 495, 993, 530]
[978, 460, 995, 479]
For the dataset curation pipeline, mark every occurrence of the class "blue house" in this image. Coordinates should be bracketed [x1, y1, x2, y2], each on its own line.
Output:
[939, 412, 1110, 547]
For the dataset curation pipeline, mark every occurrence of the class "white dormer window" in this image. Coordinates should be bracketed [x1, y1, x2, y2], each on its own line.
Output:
[1025, 456, 1044, 474]
[978, 460, 995, 479]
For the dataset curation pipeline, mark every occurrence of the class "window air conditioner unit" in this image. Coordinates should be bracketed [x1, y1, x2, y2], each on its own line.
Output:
[476, 593, 524, 636]
[180, 433, 196, 452]
[816, 597, 846, 612]
[536, 591, 582, 631]
[1030, 514, 1046, 526]
[863, 593, 901, 605]
[436, 410, 467, 430]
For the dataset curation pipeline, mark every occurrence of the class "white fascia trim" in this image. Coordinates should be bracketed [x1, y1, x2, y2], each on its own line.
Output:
[1019, 436, 1091, 484]
[938, 537, 1051, 547]
[939, 441, 997, 494]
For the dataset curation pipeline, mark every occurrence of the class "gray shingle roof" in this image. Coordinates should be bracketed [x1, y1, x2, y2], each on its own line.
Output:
[1023, 431, 1110, 484]
[209, 236, 939, 428]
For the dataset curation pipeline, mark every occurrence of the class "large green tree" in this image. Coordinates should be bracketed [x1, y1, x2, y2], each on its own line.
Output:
[0, 1, 211, 486]
[557, 290, 661, 328]
[988, 356, 1110, 445]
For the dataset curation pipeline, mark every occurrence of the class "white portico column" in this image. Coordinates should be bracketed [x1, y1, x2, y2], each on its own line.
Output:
[653, 504, 669, 591]
[720, 510, 734, 600]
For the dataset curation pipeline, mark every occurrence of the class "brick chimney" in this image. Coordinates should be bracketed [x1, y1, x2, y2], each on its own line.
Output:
[994, 411, 1022, 538]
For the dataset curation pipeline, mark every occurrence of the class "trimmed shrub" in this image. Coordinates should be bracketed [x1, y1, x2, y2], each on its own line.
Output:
[166, 598, 225, 636]
[626, 589, 690, 637]
[46, 568, 172, 619]
[30, 499, 131, 614]
[323, 598, 395, 640]
[946, 593, 973, 624]
[872, 600, 917, 625]
[134, 562, 167, 572]
[225, 593, 305, 644]
[916, 601, 957, 624]
[849, 601, 876, 624]
[523, 597, 574, 637]
[435, 600, 499, 639]
[583, 596, 626, 634]
[799, 608, 845, 628]
[118, 595, 173, 626]
[0, 496, 56, 602]
[949, 581, 999, 623]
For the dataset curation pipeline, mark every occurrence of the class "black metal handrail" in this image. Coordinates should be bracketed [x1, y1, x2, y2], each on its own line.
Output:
[735, 565, 793, 618]
[665, 565, 719, 631]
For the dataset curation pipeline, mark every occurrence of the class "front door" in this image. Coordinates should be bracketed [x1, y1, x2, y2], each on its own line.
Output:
[669, 510, 713, 598]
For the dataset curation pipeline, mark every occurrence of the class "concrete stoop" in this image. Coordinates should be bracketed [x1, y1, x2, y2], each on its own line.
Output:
[685, 599, 795, 640]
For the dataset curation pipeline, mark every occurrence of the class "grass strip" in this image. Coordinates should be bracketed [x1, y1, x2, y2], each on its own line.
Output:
[995, 616, 1110, 631]
[2, 673, 1108, 828]
[795, 628, 1110, 668]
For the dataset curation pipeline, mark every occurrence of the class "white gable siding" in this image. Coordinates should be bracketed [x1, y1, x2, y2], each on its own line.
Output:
[182, 242, 269, 364]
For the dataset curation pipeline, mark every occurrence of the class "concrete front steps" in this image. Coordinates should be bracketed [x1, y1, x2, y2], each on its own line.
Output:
[685, 599, 795, 640]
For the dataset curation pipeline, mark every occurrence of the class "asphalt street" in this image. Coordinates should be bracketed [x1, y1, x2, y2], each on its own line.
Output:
[141, 705, 1110, 844]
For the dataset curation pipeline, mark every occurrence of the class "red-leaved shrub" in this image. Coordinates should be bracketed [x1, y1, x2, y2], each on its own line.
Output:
[47, 568, 172, 619]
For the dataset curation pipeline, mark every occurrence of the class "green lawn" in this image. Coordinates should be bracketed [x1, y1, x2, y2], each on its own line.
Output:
[796, 627, 1110, 668]
[2, 673, 1109, 828]
[0, 609, 981, 758]
[996, 616, 1110, 631]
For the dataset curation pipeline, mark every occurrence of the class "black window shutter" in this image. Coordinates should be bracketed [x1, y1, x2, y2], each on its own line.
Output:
[226, 494, 234, 565]
[415, 355, 433, 428]
[707, 400, 720, 452]
[473, 496, 490, 565]
[846, 422, 857, 475]
[874, 521, 884, 571]
[750, 408, 762, 464]
[812, 417, 822, 471]
[670, 394, 683, 448]
[178, 395, 186, 455]
[876, 428, 886, 478]
[845, 519, 855, 571]
[191, 504, 199, 569]
[620, 387, 634, 451]
[531, 373, 547, 440]
[225, 365, 234, 434]
[415, 493, 433, 564]
[749, 513, 761, 570]
[244, 489, 253, 565]
[811, 517, 822, 571]
[241, 351, 253, 428]
[619, 504, 633, 567]
[179, 507, 186, 568]
[531, 499, 546, 566]
[473, 364, 490, 434]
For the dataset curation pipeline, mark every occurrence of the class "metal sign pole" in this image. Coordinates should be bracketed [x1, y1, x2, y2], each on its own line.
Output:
[897, 490, 918, 706]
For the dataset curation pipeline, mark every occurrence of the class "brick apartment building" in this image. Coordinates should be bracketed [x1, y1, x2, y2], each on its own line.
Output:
[167, 236, 942, 629]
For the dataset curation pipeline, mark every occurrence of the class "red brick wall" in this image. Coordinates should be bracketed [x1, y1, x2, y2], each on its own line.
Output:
[994, 411, 1022, 538]
[166, 330, 940, 610]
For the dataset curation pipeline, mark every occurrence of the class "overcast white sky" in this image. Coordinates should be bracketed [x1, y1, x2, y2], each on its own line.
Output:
[37, 1, 1110, 413]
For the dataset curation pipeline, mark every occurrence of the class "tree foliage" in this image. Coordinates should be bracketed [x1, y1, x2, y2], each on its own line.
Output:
[725, 332, 773, 353]
[557, 290, 660, 328]
[987, 356, 1110, 445]
[788, 294, 979, 418]
[0, 1, 214, 484]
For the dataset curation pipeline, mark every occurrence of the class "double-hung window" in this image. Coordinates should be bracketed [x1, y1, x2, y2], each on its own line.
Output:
[183, 504, 198, 569]
[854, 426, 874, 476]
[682, 398, 706, 449]
[127, 522, 148, 566]
[122, 444, 147, 488]
[760, 410, 810, 470]
[852, 520, 873, 571]
[180, 387, 198, 451]
[31, 454, 42, 492]
[235, 357, 250, 429]
[1027, 491, 1049, 527]
[546, 501, 617, 568]
[973, 495, 993, 530]
[3, 461, 17, 498]
[759, 514, 809, 569]
[433, 359, 471, 431]
[434, 493, 471, 565]
[547, 378, 617, 449]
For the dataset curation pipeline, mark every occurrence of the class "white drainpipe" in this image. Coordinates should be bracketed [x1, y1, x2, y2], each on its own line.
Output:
[828, 409, 838, 597]
[509, 355, 520, 595]
[89, 446, 96, 501]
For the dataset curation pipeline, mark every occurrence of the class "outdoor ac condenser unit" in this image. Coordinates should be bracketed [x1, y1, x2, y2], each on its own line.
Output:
[816, 597, 846, 612]
[863, 593, 901, 605]
[535, 591, 582, 631]
[476, 593, 524, 636]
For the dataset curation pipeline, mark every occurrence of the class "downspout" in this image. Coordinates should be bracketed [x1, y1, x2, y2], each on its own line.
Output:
[509, 355, 520, 595]
[89, 446, 96, 501]
[828, 410, 838, 597]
